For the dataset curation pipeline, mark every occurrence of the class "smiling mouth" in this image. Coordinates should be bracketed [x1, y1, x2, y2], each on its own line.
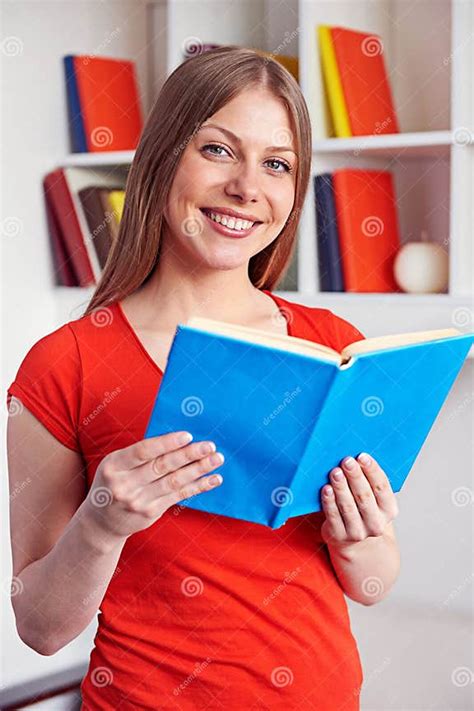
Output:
[199, 208, 263, 238]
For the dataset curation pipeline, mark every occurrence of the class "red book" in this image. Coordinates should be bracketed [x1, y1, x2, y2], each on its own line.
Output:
[43, 169, 96, 286]
[43, 182, 79, 286]
[72, 55, 143, 152]
[332, 169, 402, 292]
[330, 27, 399, 136]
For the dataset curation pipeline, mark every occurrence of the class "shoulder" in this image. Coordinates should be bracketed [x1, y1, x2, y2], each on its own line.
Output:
[279, 295, 366, 352]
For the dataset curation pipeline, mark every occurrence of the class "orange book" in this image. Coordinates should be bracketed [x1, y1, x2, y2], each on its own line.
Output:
[330, 27, 399, 136]
[71, 55, 143, 152]
[332, 169, 401, 292]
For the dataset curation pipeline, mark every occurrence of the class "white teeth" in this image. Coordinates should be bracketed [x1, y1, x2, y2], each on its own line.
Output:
[206, 210, 254, 231]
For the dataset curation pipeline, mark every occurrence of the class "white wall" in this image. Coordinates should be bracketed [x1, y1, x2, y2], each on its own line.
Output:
[1, 0, 151, 694]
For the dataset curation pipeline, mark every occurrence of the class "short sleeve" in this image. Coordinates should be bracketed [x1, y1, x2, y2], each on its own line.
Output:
[328, 311, 366, 352]
[6, 323, 82, 451]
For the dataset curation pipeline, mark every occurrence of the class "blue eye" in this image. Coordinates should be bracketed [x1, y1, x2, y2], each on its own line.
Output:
[201, 143, 230, 157]
[265, 158, 292, 174]
[201, 143, 293, 174]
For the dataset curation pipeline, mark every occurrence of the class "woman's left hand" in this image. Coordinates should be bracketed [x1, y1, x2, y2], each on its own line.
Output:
[320, 452, 399, 548]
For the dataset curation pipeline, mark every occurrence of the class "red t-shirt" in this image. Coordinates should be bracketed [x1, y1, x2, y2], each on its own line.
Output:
[7, 290, 366, 710]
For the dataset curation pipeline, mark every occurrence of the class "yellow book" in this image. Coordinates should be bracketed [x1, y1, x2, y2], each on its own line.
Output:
[108, 190, 125, 223]
[253, 49, 298, 82]
[317, 25, 351, 138]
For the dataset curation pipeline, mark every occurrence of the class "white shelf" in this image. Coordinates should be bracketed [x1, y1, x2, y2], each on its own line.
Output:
[313, 130, 467, 158]
[59, 130, 473, 169]
[62, 150, 136, 167]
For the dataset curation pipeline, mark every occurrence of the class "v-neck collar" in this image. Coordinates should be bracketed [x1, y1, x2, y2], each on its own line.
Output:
[115, 289, 294, 377]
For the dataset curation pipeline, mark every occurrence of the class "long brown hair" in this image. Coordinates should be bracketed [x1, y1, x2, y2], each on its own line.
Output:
[83, 45, 312, 317]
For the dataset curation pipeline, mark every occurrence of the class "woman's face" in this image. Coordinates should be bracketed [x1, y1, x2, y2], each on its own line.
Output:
[163, 87, 298, 269]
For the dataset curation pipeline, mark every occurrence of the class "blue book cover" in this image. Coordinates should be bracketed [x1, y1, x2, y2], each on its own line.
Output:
[63, 55, 87, 153]
[143, 319, 474, 529]
[314, 173, 344, 292]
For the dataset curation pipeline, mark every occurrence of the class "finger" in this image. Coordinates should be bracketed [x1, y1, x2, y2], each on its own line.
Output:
[143, 449, 224, 501]
[108, 430, 194, 471]
[129, 454, 224, 514]
[124, 440, 219, 494]
[329, 467, 366, 540]
[340, 456, 382, 535]
[321, 485, 346, 542]
[355, 453, 399, 518]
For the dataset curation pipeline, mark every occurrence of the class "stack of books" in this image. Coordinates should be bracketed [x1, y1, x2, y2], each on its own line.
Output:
[44, 168, 126, 286]
[313, 169, 401, 293]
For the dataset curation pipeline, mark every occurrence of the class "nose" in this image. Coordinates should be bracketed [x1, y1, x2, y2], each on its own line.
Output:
[224, 161, 260, 203]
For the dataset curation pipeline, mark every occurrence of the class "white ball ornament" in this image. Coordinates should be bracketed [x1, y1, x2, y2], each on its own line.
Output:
[393, 234, 449, 293]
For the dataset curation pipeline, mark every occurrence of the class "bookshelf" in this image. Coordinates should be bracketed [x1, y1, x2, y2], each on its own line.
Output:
[58, 0, 473, 340]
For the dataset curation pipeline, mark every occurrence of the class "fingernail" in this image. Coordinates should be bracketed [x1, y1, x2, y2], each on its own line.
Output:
[343, 457, 356, 469]
[358, 453, 371, 465]
[332, 468, 343, 480]
[178, 432, 193, 445]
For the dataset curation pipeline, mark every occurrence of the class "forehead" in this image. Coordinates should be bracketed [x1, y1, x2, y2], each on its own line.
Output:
[199, 91, 296, 152]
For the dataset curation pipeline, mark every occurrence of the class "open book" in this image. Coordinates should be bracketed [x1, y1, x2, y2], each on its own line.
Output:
[186, 317, 462, 366]
[144, 318, 474, 529]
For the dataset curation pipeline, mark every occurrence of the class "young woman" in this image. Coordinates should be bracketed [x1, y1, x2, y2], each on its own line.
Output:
[7, 46, 400, 710]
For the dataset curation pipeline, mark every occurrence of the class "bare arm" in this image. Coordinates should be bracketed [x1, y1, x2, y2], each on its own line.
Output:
[7, 399, 126, 655]
[7, 397, 224, 655]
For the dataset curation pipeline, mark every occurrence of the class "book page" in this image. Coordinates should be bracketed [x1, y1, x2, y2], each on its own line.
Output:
[185, 318, 462, 367]
[184, 316, 342, 363]
[342, 328, 461, 359]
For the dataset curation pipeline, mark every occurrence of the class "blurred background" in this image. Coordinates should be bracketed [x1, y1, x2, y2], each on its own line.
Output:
[1, 0, 473, 708]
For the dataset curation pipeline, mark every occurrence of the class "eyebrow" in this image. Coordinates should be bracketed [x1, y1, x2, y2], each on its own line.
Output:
[198, 122, 298, 155]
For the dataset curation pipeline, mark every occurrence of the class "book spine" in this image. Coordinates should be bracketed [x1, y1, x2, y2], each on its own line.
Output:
[63, 55, 87, 153]
[269, 363, 340, 528]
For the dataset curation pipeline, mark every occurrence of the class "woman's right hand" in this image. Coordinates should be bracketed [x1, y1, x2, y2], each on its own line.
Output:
[83, 431, 224, 540]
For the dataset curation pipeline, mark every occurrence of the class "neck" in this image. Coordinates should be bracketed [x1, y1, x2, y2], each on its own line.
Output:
[134, 240, 266, 327]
